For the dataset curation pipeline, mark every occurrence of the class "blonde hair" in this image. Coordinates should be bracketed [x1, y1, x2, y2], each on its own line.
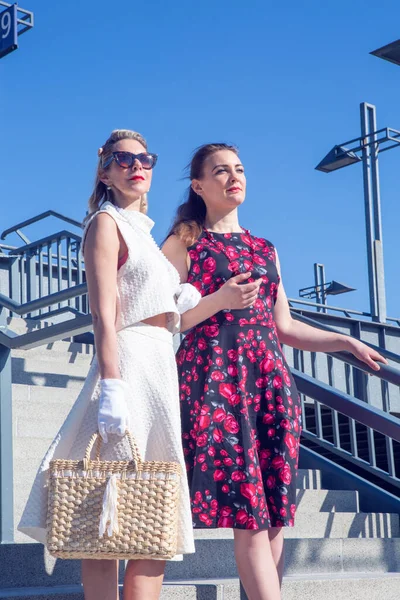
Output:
[86, 129, 148, 220]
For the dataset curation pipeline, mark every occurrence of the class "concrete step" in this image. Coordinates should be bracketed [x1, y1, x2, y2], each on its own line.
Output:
[12, 355, 92, 386]
[13, 472, 342, 545]
[296, 468, 321, 489]
[295, 488, 358, 513]
[14, 401, 74, 438]
[12, 340, 94, 358]
[13, 469, 342, 545]
[11, 337, 94, 389]
[2, 573, 400, 599]
[191, 512, 399, 540]
[12, 383, 80, 403]
[4, 317, 49, 336]
[12, 351, 93, 370]
[5, 317, 92, 341]
[13, 384, 79, 416]
[12, 488, 360, 546]
[164, 537, 400, 580]
[2, 538, 400, 589]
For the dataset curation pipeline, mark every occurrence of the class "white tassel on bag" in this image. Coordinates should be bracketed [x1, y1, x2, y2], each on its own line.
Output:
[99, 474, 120, 538]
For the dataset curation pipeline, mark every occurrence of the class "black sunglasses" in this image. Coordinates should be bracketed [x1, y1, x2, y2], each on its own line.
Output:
[103, 151, 158, 170]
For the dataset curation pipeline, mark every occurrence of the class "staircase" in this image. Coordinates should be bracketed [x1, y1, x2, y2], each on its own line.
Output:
[303, 405, 400, 495]
[3, 327, 399, 600]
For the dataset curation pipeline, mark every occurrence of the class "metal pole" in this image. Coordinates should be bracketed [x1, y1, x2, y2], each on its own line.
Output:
[319, 264, 327, 312]
[360, 103, 387, 322]
[0, 341, 14, 543]
[314, 263, 321, 311]
[314, 263, 326, 312]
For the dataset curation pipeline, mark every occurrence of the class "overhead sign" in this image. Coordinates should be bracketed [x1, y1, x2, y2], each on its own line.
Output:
[0, 4, 17, 59]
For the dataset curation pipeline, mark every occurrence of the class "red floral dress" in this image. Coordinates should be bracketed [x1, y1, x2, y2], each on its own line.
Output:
[176, 230, 302, 530]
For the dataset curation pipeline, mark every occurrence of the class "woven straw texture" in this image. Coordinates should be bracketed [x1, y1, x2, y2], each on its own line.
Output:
[47, 432, 181, 560]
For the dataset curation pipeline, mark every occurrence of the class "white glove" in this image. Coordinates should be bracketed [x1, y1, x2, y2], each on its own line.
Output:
[98, 379, 130, 443]
[175, 283, 201, 314]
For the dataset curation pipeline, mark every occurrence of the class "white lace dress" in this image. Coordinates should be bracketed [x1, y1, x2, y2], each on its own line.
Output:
[18, 203, 195, 557]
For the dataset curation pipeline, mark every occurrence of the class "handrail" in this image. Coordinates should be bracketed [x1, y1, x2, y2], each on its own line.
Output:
[8, 231, 82, 255]
[0, 313, 92, 350]
[289, 297, 371, 318]
[289, 297, 400, 326]
[329, 350, 400, 386]
[0, 284, 88, 316]
[291, 311, 400, 364]
[1, 211, 82, 242]
[0, 244, 17, 252]
[293, 368, 400, 443]
[1, 243, 81, 264]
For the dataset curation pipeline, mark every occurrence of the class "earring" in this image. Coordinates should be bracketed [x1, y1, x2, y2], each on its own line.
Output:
[106, 185, 112, 190]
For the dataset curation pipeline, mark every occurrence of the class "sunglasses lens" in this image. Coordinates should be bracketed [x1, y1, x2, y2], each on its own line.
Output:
[114, 152, 133, 168]
[138, 153, 156, 169]
[113, 152, 156, 169]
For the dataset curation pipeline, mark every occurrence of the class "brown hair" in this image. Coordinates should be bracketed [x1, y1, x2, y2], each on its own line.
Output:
[86, 129, 148, 222]
[167, 143, 239, 246]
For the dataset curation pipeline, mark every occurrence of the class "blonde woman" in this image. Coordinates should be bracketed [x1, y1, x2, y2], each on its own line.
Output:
[18, 129, 204, 600]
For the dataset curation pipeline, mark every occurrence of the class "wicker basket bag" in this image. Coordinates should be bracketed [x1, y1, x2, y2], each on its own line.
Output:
[46, 431, 181, 560]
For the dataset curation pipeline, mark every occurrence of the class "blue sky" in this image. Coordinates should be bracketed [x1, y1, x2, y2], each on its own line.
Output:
[1, 0, 400, 316]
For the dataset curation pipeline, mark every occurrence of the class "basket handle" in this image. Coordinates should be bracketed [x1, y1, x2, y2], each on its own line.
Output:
[83, 431, 142, 470]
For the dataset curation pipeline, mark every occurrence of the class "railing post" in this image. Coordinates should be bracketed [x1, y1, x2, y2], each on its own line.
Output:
[26, 249, 37, 317]
[9, 257, 21, 312]
[0, 343, 14, 543]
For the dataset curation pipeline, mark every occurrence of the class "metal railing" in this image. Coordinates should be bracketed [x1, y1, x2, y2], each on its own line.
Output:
[285, 311, 400, 417]
[294, 364, 400, 493]
[0, 210, 400, 543]
[285, 311, 400, 492]
[1, 211, 87, 319]
[289, 297, 400, 327]
[0, 285, 93, 542]
[1, 210, 82, 244]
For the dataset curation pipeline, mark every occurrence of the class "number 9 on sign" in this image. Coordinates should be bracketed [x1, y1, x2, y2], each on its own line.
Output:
[1, 11, 11, 39]
[0, 4, 17, 59]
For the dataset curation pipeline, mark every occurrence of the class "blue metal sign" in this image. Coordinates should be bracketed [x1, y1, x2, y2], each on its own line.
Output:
[0, 4, 17, 59]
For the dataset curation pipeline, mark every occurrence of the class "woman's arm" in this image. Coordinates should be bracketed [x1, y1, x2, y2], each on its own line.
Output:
[84, 213, 121, 379]
[273, 251, 386, 371]
[162, 235, 261, 331]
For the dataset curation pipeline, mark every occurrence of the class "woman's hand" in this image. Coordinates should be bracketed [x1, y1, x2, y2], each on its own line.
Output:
[345, 338, 388, 371]
[98, 379, 130, 443]
[216, 273, 262, 310]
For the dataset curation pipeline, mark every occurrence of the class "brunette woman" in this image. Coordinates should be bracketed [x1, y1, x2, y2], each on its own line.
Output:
[163, 143, 385, 600]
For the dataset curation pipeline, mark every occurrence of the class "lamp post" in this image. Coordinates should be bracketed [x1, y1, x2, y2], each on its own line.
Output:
[315, 102, 400, 323]
[299, 263, 356, 313]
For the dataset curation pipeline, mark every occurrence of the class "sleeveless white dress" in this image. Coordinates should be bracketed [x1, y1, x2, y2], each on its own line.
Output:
[18, 202, 195, 557]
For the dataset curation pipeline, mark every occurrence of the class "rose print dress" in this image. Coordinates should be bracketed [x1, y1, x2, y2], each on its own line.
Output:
[176, 229, 302, 530]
